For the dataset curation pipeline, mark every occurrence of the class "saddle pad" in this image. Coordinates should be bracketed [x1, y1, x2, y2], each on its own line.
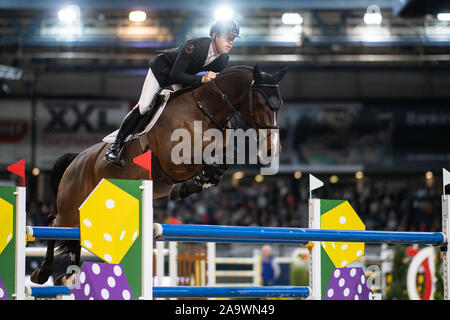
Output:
[103, 89, 172, 144]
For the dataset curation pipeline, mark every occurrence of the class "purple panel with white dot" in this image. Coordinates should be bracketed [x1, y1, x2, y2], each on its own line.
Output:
[0, 277, 8, 300]
[324, 267, 371, 300]
[69, 262, 134, 300]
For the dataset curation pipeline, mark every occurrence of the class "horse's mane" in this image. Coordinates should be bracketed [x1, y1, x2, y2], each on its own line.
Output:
[223, 65, 253, 72]
[215, 65, 253, 84]
[220, 65, 253, 75]
[167, 66, 253, 100]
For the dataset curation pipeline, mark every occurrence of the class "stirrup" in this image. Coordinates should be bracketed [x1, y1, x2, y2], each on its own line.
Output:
[104, 145, 126, 168]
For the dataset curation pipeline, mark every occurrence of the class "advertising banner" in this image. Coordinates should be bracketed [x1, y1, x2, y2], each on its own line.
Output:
[35, 99, 130, 169]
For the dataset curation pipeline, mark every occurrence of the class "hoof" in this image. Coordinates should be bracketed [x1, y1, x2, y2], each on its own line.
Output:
[30, 266, 53, 284]
[169, 184, 182, 201]
[54, 272, 77, 287]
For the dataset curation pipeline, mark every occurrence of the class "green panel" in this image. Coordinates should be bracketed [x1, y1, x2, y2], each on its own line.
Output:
[0, 186, 16, 300]
[320, 246, 335, 299]
[319, 199, 346, 300]
[103, 179, 143, 300]
[320, 199, 346, 216]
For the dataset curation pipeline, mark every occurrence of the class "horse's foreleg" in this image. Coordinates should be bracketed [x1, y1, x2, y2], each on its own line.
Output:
[30, 240, 55, 284]
[169, 163, 228, 200]
[204, 163, 228, 186]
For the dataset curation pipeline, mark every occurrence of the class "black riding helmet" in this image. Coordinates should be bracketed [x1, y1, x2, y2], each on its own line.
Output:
[209, 19, 240, 38]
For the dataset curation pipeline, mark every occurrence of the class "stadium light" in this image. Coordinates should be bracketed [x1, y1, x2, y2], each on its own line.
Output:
[364, 5, 382, 25]
[330, 175, 339, 184]
[0, 83, 10, 94]
[355, 171, 364, 180]
[232, 171, 244, 180]
[0, 65, 22, 80]
[214, 5, 234, 21]
[129, 10, 147, 22]
[282, 13, 303, 25]
[58, 5, 80, 23]
[254, 174, 264, 183]
[437, 13, 450, 21]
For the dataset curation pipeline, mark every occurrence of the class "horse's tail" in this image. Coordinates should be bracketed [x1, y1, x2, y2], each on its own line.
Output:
[51, 153, 79, 197]
[50, 153, 80, 257]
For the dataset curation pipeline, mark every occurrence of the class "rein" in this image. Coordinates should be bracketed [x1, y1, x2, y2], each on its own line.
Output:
[191, 77, 280, 132]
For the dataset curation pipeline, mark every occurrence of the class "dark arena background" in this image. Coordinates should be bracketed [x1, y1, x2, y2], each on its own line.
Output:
[1, 0, 450, 304]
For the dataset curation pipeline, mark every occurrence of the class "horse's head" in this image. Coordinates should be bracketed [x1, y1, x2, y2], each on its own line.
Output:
[200, 64, 286, 168]
[240, 64, 287, 161]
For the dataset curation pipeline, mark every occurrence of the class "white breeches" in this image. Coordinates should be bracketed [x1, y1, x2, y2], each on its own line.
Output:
[137, 67, 183, 115]
[137, 68, 161, 115]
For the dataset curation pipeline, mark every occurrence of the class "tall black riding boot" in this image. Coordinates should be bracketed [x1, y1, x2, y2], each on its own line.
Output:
[104, 106, 143, 166]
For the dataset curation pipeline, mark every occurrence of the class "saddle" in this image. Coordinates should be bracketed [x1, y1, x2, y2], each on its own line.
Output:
[132, 92, 167, 135]
[132, 86, 194, 135]
[102, 85, 199, 153]
[102, 89, 171, 146]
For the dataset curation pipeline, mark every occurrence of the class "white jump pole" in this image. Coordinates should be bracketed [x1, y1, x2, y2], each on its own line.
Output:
[207, 242, 216, 286]
[443, 193, 449, 300]
[252, 249, 260, 286]
[155, 241, 165, 286]
[14, 187, 26, 300]
[169, 242, 178, 286]
[140, 180, 153, 300]
[309, 198, 321, 300]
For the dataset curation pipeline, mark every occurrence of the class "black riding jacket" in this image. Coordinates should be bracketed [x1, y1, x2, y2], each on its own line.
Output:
[149, 37, 229, 88]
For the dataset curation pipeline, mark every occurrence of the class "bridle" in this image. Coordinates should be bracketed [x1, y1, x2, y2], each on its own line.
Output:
[247, 80, 280, 130]
[192, 78, 280, 133]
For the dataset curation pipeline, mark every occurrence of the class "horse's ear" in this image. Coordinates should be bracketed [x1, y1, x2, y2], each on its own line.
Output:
[272, 66, 288, 83]
[253, 64, 264, 82]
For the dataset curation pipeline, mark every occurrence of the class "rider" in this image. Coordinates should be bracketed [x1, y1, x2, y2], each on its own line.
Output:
[104, 18, 240, 166]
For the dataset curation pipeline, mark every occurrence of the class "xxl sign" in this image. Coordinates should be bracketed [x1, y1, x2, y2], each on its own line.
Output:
[43, 104, 119, 134]
[36, 99, 129, 169]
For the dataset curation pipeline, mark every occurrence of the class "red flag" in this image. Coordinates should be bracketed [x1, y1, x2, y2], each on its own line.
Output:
[7, 159, 25, 186]
[133, 151, 152, 180]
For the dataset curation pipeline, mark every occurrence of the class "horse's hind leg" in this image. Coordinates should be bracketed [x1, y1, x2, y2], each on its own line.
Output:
[30, 240, 55, 284]
[72, 245, 81, 266]
[53, 244, 81, 286]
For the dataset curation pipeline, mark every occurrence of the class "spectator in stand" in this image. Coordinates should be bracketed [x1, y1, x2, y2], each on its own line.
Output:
[261, 245, 280, 286]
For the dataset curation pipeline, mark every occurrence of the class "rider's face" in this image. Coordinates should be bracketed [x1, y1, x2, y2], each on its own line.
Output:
[214, 33, 236, 54]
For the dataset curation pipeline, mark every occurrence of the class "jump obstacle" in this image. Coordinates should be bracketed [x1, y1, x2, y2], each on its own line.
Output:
[1, 174, 449, 300]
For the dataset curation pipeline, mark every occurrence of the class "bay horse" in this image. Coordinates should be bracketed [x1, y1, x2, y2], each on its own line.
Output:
[30, 64, 286, 285]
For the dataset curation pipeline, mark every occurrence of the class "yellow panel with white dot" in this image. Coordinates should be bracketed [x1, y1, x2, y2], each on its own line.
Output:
[0, 197, 13, 255]
[79, 179, 139, 264]
[321, 201, 365, 268]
